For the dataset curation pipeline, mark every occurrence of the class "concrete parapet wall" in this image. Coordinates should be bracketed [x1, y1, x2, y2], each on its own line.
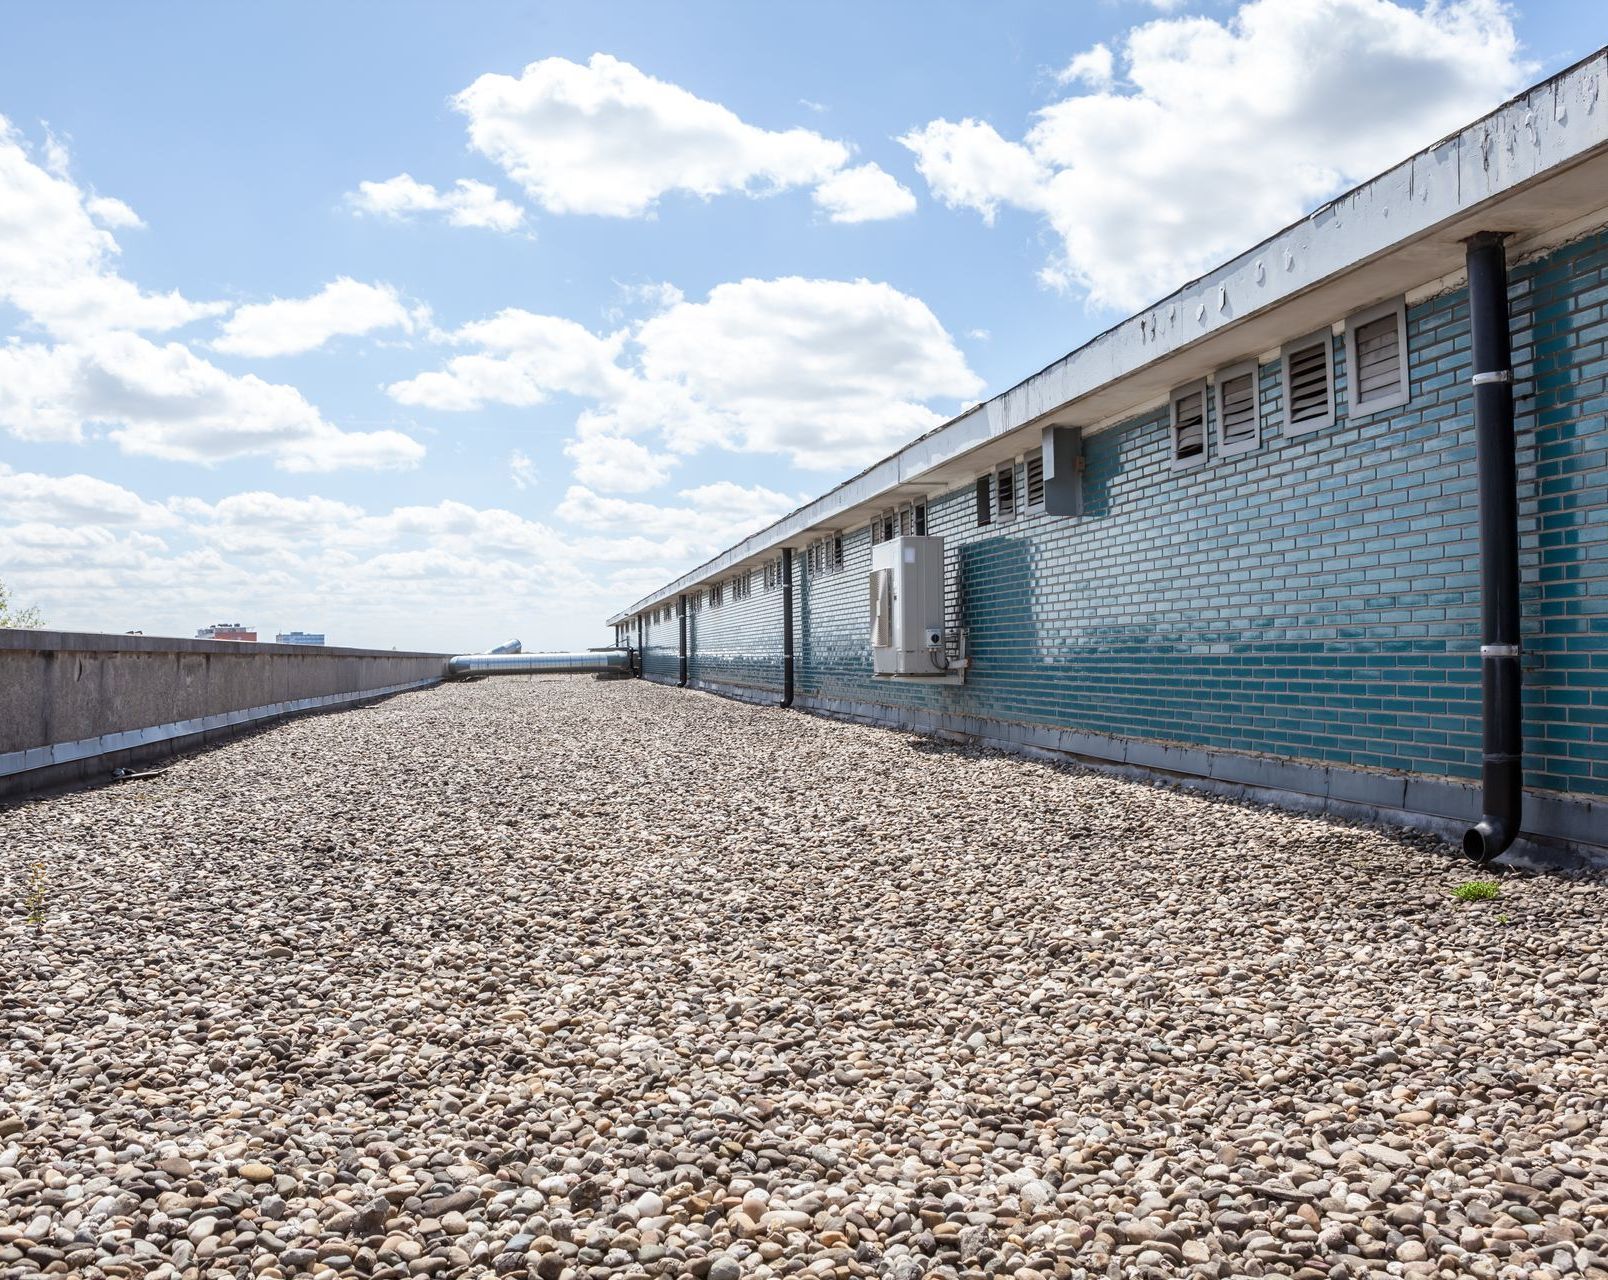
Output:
[0, 630, 448, 801]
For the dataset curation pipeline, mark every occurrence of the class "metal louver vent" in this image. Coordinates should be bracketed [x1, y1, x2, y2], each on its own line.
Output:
[996, 465, 1016, 519]
[1026, 452, 1045, 508]
[1174, 389, 1205, 460]
[1353, 313, 1403, 404]
[1288, 341, 1331, 426]
[1220, 371, 1257, 445]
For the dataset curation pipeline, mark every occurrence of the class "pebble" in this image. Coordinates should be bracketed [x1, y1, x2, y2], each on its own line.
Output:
[0, 678, 1603, 1280]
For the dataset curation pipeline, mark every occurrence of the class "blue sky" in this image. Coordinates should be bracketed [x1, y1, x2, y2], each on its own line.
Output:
[0, 1, 1596, 650]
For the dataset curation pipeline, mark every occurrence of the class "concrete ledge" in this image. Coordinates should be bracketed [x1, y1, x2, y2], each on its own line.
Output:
[1, 677, 439, 777]
[0, 629, 449, 803]
[0, 678, 440, 803]
[780, 691, 1606, 870]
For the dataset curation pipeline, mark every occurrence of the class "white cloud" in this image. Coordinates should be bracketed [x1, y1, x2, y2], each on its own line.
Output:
[0, 117, 423, 473]
[0, 471, 633, 649]
[214, 278, 423, 358]
[557, 480, 802, 562]
[176, 490, 366, 529]
[563, 433, 675, 494]
[509, 449, 538, 490]
[811, 163, 917, 223]
[454, 53, 849, 217]
[348, 173, 526, 232]
[0, 332, 424, 471]
[626, 277, 982, 467]
[386, 309, 628, 410]
[903, 0, 1531, 311]
[0, 116, 225, 338]
[0, 463, 172, 526]
[899, 118, 1047, 227]
[448, 53, 912, 225]
[86, 196, 145, 229]
[391, 276, 982, 475]
[1057, 43, 1115, 90]
[0, 460, 805, 649]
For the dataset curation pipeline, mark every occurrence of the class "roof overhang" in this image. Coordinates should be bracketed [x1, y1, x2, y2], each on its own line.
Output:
[609, 50, 1608, 626]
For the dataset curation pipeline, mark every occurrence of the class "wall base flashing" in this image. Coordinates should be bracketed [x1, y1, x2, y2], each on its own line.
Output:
[780, 691, 1606, 871]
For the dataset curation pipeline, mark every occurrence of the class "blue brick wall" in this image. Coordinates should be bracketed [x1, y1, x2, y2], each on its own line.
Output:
[687, 569, 787, 693]
[652, 228, 1608, 802]
[640, 606, 680, 683]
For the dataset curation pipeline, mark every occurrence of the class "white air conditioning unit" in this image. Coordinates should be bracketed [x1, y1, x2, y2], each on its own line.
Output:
[869, 535, 964, 680]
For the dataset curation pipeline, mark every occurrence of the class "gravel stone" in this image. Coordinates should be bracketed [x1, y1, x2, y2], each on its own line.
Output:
[1, 677, 1604, 1280]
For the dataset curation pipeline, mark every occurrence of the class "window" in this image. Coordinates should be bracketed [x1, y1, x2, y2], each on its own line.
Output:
[708, 583, 723, 608]
[881, 513, 895, 543]
[1282, 330, 1336, 436]
[898, 506, 913, 537]
[976, 476, 992, 527]
[732, 572, 752, 601]
[1344, 297, 1409, 416]
[914, 503, 927, 536]
[807, 537, 842, 576]
[1215, 361, 1261, 457]
[1170, 381, 1207, 469]
[996, 464, 1017, 521]
[1025, 450, 1046, 511]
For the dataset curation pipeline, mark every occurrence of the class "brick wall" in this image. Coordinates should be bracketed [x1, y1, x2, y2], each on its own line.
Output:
[688, 569, 787, 695]
[658, 228, 1607, 804]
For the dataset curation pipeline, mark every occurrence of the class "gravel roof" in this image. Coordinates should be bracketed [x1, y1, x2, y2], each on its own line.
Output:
[2, 678, 1604, 1280]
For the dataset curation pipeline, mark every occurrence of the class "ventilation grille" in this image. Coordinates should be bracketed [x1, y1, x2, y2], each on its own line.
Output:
[997, 466, 1016, 518]
[1174, 389, 1205, 460]
[1219, 371, 1257, 446]
[1353, 313, 1403, 404]
[1026, 452, 1045, 507]
[1288, 341, 1331, 426]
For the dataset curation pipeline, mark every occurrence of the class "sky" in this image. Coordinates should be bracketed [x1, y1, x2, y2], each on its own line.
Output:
[0, 0, 1596, 652]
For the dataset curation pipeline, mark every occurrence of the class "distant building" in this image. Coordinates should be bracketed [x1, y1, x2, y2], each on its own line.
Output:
[275, 631, 326, 646]
[195, 623, 256, 642]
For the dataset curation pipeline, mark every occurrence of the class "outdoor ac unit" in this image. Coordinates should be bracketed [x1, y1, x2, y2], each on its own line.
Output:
[869, 535, 951, 677]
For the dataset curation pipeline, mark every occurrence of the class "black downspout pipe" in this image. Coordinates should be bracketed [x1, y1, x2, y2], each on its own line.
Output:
[1463, 231, 1522, 863]
[781, 547, 795, 708]
[677, 593, 689, 688]
[636, 615, 644, 678]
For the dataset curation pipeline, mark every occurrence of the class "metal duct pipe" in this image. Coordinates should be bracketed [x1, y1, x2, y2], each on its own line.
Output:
[677, 594, 689, 688]
[1463, 231, 1523, 863]
[781, 547, 795, 708]
[448, 651, 632, 678]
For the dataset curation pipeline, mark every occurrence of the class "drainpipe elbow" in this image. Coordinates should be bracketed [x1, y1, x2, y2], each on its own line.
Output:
[1462, 816, 1513, 863]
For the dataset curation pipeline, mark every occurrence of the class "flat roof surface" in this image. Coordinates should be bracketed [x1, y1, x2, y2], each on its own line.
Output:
[4, 676, 1603, 1276]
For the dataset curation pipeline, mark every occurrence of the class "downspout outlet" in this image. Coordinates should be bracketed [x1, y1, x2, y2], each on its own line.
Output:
[1463, 817, 1512, 863]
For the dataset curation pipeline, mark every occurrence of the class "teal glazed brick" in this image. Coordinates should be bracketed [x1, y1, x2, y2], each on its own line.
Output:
[644, 227, 1608, 803]
[689, 566, 787, 694]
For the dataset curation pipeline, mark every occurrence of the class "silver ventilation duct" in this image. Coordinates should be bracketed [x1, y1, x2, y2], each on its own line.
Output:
[447, 650, 632, 678]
